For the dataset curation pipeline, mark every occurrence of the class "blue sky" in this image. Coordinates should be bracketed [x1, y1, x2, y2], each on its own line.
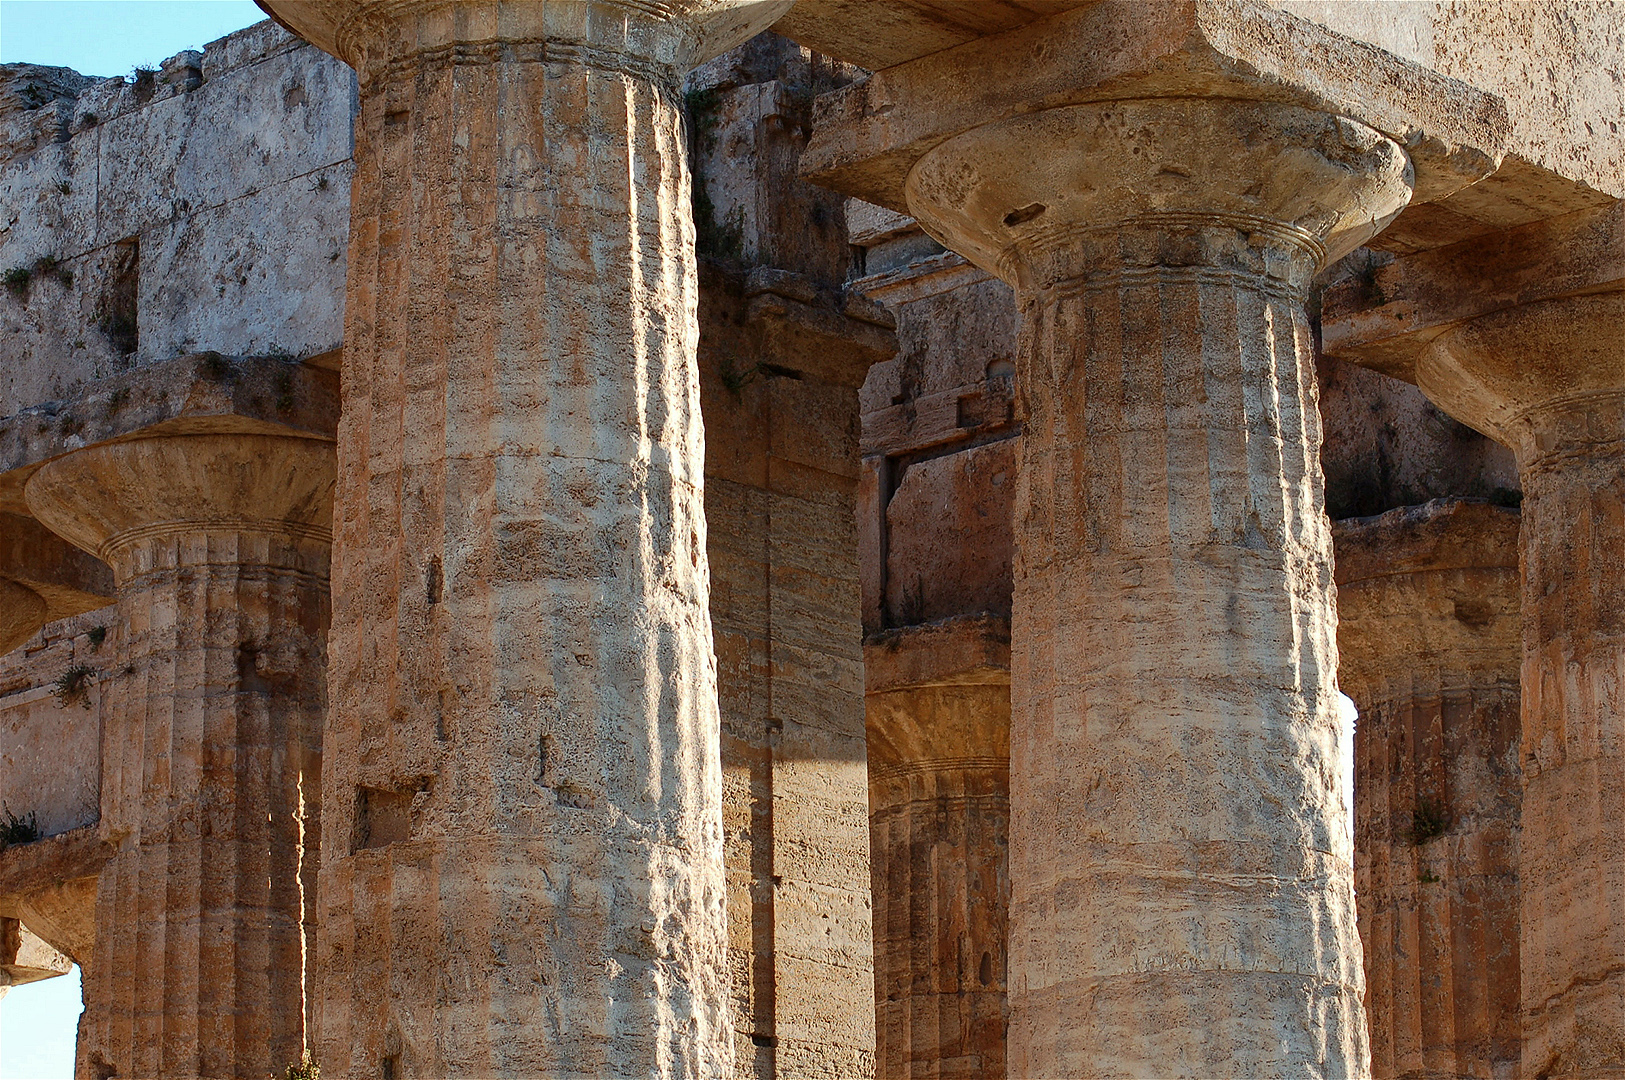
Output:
[0, 5, 266, 1073]
[0, 0, 267, 75]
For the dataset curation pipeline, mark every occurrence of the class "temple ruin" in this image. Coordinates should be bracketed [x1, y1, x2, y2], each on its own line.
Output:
[0, 1, 1621, 1076]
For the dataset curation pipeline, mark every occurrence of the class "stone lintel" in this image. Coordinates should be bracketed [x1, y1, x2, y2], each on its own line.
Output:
[802, 0, 1507, 220]
[0, 352, 339, 515]
[743, 266, 897, 389]
[771, 0, 1088, 74]
[1322, 200, 1625, 384]
[1332, 497, 1521, 588]
[864, 613, 1011, 693]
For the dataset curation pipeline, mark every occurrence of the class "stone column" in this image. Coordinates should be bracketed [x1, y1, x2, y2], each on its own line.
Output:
[1334, 499, 1522, 1079]
[257, 3, 789, 1075]
[23, 432, 332, 1080]
[864, 616, 1010, 1080]
[902, 99, 1413, 1077]
[1420, 291, 1625, 1077]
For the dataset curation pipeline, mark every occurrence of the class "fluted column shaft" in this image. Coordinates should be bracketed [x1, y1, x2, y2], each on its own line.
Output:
[867, 679, 1009, 1080]
[1421, 292, 1625, 1077]
[24, 434, 332, 1080]
[904, 98, 1414, 1077]
[1335, 500, 1522, 1080]
[1518, 399, 1625, 1074]
[255, 3, 789, 1075]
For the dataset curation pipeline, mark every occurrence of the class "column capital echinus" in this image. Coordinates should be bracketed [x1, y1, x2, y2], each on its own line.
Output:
[904, 99, 1414, 296]
[1419, 291, 1625, 469]
[260, 0, 793, 86]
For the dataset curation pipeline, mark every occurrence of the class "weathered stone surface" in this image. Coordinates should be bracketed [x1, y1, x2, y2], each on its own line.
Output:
[1270, 1, 1625, 204]
[0, 823, 108, 965]
[1335, 499, 1522, 1080]
[0, 24, 353, 418]
[895, 96, 1415, 1077]
[0, 614, 103, 839]
[1321, 201, 1625, 383]
[255, 2, 793, 1075]
[0, 511, 112, 654]
[700, 261, 889, 1078]
[866, 615, 1010, 1080]
[0, 916, 72, 993]
[1419, 291, 1625, 1078]
[771, 1, 1087, 73]
[24, 432, 333, 1080]
[801, 0, 1505, 224]
[1316, 357, 1519, 521]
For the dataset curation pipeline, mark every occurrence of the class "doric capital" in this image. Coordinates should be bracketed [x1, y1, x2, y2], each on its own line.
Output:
[1418, 291, 1625, 460]
[259, 0, 793, 83]
[23, 434, 334, 573]
[801, 1, 1506, 243]
[904, 98, 1413, 292]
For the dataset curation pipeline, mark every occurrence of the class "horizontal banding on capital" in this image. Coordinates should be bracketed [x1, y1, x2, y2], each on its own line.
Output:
[263, 0, 793, 82]
[1419, 291, 1625, 455]
[904, 98, 1414, 292]
[23, 434, 335, 569]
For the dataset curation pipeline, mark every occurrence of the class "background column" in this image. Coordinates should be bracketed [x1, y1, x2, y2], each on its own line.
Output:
[904, 98, 1414, 1077]
[25, 433, 332, 1080]
[1335, 499, 1522, 1079]
[1421, 291, 1625, 1077]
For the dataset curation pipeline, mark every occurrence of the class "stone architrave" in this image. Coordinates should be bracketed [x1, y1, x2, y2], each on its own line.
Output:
[256, 3, 791, 1075]
[24, 432, 333, 1080]
[864, 616, 1011, 1080]
[1418, 290, 1625, 1077]
[1334, 499, 1522, 1079]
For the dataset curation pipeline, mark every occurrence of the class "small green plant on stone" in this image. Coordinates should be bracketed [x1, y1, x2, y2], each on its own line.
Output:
[32, 255, 72, 288]
[0, 804, 40, 850]
[53, 664, 96, 709]
[87, 626, 107, 652]
[281, 1050, 320, 1080]
[1406, 798, 1450, 845]
[4, 266, 31, 298]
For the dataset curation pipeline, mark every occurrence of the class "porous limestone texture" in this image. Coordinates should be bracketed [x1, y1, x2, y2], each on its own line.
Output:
[255, 2, 791, 1075]
[1271, 1, 1625, 201]
[0, 612, 103, 839]
[852, 247, 1018, 636]
[0, 611, 114, 979]
[0, 22, 354, 416]
[1420, 291, 1625, 1078]
[1334, 499, 1522, 1080]
[902, 97, 1416, 1077]
[865, 616, 1010, 1080]
[699, 265, 889, 1079]
[24, 432, 332, 1080]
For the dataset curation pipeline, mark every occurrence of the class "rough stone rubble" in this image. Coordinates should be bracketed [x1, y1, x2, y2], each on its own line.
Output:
[0, 2, 1620, 1077]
